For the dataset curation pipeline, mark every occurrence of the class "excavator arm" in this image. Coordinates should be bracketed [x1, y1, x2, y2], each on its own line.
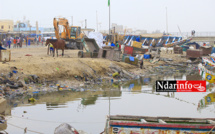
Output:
[53, 18, 60, 39]
[53, 18, 70, 40]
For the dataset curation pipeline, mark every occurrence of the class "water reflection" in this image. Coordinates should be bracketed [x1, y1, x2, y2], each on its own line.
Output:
[4, 70, 215, 134]
[5, 90, 122, 112]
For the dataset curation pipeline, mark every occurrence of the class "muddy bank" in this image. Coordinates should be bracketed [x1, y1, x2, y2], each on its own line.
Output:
[0, 47, 138, 79]
[0, 47, 198, 98]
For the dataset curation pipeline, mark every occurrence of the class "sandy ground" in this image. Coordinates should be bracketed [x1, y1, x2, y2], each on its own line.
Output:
[0, 47, 139, 80]
[0, 46, 188, 82]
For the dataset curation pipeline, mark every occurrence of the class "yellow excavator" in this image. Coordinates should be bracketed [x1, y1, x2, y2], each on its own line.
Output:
[53, 18, 85, 49]
[105, 28, 126, 44]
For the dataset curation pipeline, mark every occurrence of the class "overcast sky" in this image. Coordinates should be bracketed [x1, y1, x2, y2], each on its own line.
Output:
[0, 0, 215, 33]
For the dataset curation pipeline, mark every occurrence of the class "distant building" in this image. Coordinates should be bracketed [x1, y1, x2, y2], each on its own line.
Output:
[0, 20, 14, 32]
[43, 28, 54, 33]
[13, 20, 43, 34]
[134, 30, 147, 35]
[152, 30, 161, 34]
[112, 23, 123, 33]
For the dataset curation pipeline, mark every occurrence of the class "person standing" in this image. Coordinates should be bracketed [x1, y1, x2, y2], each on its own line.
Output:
[25, 37, 28, 47]
[28, 38, 31, 46]
[102, 40, 106, 47]
[116, 41, 121, 50]
[13, 38, 16, 48]
[7, 39, 11, 49]
[17, 38, 20, 48]
[3, 39, 7, 48]
[20, 36, 23, 48]
[41, 37, 45, 46]
[37, 37, 39, 45]
[140, 60, 144, 69]
[49, 43, 54, 54]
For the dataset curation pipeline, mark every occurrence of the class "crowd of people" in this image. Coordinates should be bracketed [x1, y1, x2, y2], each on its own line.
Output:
[0, 36, 45, 49]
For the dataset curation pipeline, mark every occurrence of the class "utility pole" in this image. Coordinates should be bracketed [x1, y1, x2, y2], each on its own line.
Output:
[96, 11, 98, 32]
[30, 25, 32, 34]
[166, 7, 168, 34]
[109, 3, 111, 35]
[85, 19, 87, 29]
[71, 16, 73, 26]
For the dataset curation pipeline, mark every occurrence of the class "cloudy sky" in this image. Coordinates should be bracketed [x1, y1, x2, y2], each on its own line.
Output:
[0, 0, 214, 33]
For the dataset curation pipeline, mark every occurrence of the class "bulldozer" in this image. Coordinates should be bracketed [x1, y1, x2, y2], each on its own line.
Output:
[53, 18, 85, 49]
[105, 28, 126, 44]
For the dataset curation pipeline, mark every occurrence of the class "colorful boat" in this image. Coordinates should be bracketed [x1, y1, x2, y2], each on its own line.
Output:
[104, 115, 215, 134]
[198, 92, 215, 111]
[198, 63, 215, 83]
[202, 57, 215, 67]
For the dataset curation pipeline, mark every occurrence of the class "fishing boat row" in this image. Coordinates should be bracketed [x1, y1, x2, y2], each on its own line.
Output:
[104, 115, 215, 134]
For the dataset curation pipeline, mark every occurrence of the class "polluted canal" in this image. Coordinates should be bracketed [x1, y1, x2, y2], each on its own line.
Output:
[3, 65, 215, 134]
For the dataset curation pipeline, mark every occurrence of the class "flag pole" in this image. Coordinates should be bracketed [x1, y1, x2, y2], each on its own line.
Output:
[109, 1, 110, 35]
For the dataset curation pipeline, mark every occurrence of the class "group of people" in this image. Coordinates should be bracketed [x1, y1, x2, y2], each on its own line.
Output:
[0, 35, 46, 49]
[0, 37, 23, 49]
[102, 40, 122, 50]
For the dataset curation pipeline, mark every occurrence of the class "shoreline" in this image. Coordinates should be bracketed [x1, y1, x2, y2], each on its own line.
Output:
[0, 47, 191, 94]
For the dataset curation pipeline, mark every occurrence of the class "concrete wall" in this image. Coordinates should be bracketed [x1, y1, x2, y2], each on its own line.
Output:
[0, 20, 14, 32]
[192, 36, 215, 46]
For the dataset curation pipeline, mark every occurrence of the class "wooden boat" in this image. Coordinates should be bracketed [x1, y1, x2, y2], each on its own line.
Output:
[198, 92, 215, 111]
[198, 63, 215, 83]
[104, 115, 215, 134]
[202, 57, 215, 67]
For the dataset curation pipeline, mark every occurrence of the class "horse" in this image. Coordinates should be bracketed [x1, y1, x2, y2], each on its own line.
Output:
[45, 39, 65, 57]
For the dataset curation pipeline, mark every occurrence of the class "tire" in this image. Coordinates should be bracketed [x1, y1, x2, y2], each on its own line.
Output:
[78, 51, 83, 58]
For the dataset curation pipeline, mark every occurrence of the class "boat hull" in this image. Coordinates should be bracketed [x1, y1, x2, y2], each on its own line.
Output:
[105, 115, 215, 134]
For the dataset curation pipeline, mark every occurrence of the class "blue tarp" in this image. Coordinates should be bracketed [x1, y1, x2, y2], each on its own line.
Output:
[129, 84, 134, 90]
[129, 56, 134, 61]
[136, 37, 140, 42]
[211, 47, 215, 54]
[144, 54, 150, 59]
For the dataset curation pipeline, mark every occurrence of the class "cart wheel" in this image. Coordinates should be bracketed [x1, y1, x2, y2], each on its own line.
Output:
[78, 51, 83, 58]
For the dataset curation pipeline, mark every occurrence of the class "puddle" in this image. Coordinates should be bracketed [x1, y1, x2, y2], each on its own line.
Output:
[4, 71, 215, 134]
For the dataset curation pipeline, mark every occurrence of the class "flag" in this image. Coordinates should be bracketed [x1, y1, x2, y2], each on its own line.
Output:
[108, 0, 110, 6]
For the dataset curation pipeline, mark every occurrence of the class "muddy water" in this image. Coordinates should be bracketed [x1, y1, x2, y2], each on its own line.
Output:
[4, 73, 215, 134]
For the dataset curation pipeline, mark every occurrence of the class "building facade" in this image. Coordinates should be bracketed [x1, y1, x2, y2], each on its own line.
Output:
[0, 20, 14, 32]
[13, 21, 43, 34]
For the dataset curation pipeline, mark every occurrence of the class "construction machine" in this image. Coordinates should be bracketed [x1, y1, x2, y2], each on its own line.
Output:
[53, 18, 85, 49]
[105, 28, 126, 44]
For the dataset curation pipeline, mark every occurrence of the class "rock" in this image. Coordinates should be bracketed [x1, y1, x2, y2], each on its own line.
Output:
[54, 123, 79, 134]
